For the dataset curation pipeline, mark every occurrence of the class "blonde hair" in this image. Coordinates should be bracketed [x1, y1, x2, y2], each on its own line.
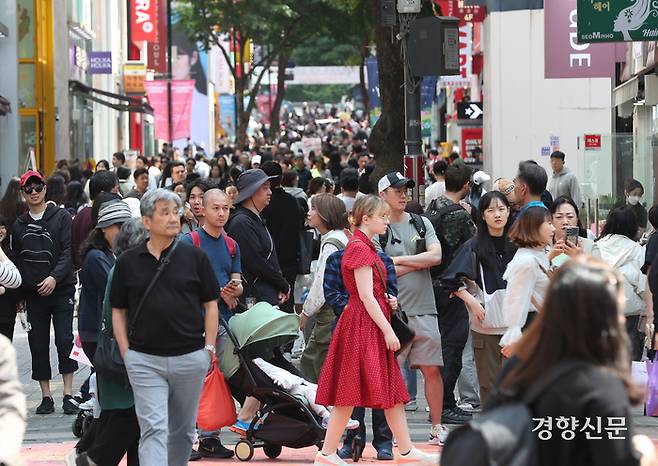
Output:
[350, 195, 388, 227]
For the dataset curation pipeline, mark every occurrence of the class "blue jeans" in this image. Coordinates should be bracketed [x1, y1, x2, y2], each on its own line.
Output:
[343, 408, 393, 452]
[402, 362, 418, 401]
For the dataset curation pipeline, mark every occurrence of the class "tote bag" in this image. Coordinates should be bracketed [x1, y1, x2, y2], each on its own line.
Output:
[197, 355, 237, 431]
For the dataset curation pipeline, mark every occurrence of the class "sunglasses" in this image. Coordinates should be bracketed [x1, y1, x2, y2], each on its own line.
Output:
[22, 185, 44, 194]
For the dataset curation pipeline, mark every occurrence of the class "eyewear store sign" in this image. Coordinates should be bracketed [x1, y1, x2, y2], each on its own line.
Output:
[577, 0, 658, 42]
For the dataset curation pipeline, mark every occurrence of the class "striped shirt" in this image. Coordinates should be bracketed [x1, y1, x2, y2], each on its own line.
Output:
[0, 260, 22, 289]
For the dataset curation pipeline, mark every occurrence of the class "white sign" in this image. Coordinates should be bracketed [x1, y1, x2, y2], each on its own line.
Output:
[300, 137, 322, 156]
[442, 23, 472, 87]
[465, 103, 483, 119]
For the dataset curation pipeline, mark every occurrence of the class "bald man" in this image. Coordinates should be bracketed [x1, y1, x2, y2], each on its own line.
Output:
[181, 189, 242, 458]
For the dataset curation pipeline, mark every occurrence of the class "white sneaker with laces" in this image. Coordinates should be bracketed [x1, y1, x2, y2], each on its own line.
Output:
[428, 424, 449, 445]
[314, 452, 348, 465]
[397, 447, 440, 465]
[321, 415, 360, 431]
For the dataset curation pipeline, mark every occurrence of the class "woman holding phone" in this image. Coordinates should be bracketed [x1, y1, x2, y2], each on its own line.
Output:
[549, 196, 599, 269]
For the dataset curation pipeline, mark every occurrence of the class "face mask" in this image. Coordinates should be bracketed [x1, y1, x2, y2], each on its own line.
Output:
[627, 195, 641, 206]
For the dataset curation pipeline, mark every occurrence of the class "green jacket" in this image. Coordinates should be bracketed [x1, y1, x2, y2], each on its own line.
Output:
[97, 267, 135, 410]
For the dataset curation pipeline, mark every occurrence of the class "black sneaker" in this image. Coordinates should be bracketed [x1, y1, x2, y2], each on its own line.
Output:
[441, 407, 471, 425]
[63, 395, 79, 415]
[199, 438, 235, 459]
[189, 449, 203, 461]
[36, 396, 55, 415]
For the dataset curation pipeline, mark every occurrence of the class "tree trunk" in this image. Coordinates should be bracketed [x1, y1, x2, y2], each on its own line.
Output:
[359, 38, 370, 121]
[235, 77, 247, 149]
[368, 0, 405, 188]
[269, 48, 292, 142]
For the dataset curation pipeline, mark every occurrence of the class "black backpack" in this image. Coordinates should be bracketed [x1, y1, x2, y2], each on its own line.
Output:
[379, 212, 426, 250]
[17, 214, 56, 289]
[441, 361, 585, 466]
[425, 200, 465, 276]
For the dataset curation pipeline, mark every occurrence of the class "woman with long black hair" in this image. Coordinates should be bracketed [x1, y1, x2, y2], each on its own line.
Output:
[442, 191, 517, 402]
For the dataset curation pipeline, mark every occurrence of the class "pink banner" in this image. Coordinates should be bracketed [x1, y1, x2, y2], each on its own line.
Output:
[544, 0, 615, 79]
[145, 80, 195, 141]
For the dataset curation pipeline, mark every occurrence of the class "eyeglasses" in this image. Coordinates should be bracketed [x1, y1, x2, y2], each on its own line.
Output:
[22, 185, 44, 194]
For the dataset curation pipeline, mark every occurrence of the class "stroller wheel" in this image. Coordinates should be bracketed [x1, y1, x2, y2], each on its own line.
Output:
[352, 437, 364, 463]
[82, 414, 94, 433]
[72, 415, 84, 438]
[235, 439, 255, 462]
[263, 444, 282, 459]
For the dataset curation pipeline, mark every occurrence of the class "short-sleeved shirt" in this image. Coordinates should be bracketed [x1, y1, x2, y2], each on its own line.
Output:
[109, 240, 220, 356]
[182, 228, 241, 322]
[375, 213, 440, 316]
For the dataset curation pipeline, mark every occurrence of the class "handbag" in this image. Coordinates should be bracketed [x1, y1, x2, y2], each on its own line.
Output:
[94, 240, 180, 384]
[197, 355, 237, 431]
[373, 260, 415, 355]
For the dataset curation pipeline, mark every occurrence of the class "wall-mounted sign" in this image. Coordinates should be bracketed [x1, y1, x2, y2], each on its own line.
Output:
[584, 134, 602, 150]
[124, 62, 147, 94]
[577, 0, 658, 43]
[131, 0, 158, 43]
[457, 101, 483, 120]
[147, 0, 167, 73]
[89, 52, 112, 74]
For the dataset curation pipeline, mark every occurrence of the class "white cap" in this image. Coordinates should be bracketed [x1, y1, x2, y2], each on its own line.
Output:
[377, 172, 415, 193]
[251, 155, 262, 166]
[472, 170, 491, 186]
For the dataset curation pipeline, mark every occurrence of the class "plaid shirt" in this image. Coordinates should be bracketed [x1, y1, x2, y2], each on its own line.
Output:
[323, 249, 398, 318]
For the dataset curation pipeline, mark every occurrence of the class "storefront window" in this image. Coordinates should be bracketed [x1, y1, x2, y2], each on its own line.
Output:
[19, 115, 38, 171]
[17, 0, 35, 59]
[18, 63, 36, 108]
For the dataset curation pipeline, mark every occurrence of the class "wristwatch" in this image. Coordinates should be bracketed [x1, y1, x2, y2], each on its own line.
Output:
[205, 344, 216, 354]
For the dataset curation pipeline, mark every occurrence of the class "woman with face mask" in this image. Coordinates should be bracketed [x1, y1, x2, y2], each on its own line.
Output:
[623, 179, 647, 239]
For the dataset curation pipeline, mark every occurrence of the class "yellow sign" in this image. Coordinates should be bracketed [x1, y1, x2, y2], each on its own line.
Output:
[123, 62, 147, 94]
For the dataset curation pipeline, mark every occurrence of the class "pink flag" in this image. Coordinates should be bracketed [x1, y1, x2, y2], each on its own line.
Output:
[145, 79, 195, 141]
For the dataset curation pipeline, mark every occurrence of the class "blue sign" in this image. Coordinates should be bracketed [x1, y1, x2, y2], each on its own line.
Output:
[88, 52, 112, 74]
[366, 57, 381, 124]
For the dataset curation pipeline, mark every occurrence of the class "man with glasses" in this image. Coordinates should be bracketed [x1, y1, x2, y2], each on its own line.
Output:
[377, 172, 448, 446]
[12, 170, 78, 415]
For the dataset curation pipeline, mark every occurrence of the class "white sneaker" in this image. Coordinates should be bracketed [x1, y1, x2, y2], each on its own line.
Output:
[428, 424, 449, 446]
[457, 401, 481, 413]
[314, 452, 348, 465]
[396, 447, 440, 465]
[78, 399, 95, 411]
[321, 415, 360, 431]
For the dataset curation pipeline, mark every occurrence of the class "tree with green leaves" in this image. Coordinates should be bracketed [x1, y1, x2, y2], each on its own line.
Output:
[176, 0, 348, 146]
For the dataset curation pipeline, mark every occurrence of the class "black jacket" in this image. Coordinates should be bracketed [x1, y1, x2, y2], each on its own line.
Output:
[226, 207, 290, 305]
[11, 203, 75, 292]
[262, 188, 302, 274]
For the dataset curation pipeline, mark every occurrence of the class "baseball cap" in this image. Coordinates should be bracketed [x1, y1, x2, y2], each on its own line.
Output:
[19, 170, 45, 188]
[378, 172, 415, 193]
[251, 155, 262, 166]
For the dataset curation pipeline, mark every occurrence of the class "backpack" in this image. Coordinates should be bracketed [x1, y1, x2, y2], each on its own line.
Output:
[18, 216, 55, 289]
[379, 212, 426, 251]
[425, 200, 465, 276]
[440, 361, 585, 466]
[190, 230, 237, 258]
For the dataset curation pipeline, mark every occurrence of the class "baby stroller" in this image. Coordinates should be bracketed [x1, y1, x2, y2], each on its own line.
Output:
[220, 302, 325, 461]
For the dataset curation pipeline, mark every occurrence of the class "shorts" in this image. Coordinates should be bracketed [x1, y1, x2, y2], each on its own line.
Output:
[397, 314, 443, 367]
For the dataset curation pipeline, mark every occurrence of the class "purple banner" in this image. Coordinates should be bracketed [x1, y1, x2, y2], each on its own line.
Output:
[544, 0, 615, 79]
[89, 52, 112, 75]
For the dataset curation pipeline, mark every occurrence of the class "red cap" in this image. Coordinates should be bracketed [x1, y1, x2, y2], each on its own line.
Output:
[19, 170, 45, 187]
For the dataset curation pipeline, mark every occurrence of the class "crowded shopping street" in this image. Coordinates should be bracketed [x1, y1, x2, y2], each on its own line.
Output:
[5, 0, 658, 465]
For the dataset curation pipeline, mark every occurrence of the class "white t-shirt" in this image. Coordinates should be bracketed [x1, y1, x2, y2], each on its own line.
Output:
[337, 192, 366, 213]
[424, 181, 445, 206]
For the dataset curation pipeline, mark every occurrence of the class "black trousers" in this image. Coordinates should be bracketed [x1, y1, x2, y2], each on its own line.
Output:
[26, 286, 78, 381]
[343, 408, 393, 452]
[0, 321, 15, 342]
[280, 268, 297, 313]
[87, 407, 140, 466]
[436, 294, 469, 410]
[80, 341, 98, 399]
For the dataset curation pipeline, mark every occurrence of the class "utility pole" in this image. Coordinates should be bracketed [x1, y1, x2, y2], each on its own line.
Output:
[166, 0, 173, 146]
[403, 57, 423, 203]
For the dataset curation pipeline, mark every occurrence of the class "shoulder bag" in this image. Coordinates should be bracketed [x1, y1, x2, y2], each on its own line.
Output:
[94, 240, 180, 384]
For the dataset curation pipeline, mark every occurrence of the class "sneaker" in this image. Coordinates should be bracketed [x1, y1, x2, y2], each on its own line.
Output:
[230, 419, 259, 435]
[36, 396, 54, 415]
[188, 449, 203, 461]
[321, 415, 360, 431]
[457, 401, 481, 413]
[77, 399, 95, 411]
[396, 447, 440, 465]
[63, 395, 79, 415]
[441, 407, 471, 425]
[452, 406, 474, 418]
[314, 452, 348, 465]
[199, 437, 234, 459]
[70, 392, 88, 407]
[428, 424, 449, 446]
[405, 400, 418, 412]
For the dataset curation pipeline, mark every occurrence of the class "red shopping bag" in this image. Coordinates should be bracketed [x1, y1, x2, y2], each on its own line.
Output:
[197, 356, 237, 431]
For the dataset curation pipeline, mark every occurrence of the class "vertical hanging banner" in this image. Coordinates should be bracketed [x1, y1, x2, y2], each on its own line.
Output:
[144, 80, 195, 141]
[545, 0, 615, 78]
[420, 76, 438, 138]
[144, 81, 169, 140]
[366, 57, 381, 124]
[132, 0, 158, 43]
[147, 0, 168, 73]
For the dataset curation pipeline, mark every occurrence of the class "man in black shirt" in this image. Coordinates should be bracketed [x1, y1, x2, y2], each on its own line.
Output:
[110, 188, 219, 465]
[226, 169, 290, 308]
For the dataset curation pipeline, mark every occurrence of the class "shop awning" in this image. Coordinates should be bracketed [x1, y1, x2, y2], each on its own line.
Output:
[69, 81, 153, 115]
[612, 76, 639, 107]
[0, 95, 11, 116]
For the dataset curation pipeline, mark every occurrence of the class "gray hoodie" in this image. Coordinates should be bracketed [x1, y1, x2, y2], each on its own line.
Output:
[547, 166, 581, 207]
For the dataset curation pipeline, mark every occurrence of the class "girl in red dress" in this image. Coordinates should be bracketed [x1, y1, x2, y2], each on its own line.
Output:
[314, 195, 439, 466]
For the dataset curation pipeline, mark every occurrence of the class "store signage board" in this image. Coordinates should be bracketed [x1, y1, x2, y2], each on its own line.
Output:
[89, 52, 112, 74]
[457, 101, 483, 119]
[577, 0, 658, 43]
[584, 134, 602, 150]
[132, 0, 158, 43]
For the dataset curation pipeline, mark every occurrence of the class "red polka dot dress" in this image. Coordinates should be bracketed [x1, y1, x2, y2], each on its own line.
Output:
[315, 229, 409, 409]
